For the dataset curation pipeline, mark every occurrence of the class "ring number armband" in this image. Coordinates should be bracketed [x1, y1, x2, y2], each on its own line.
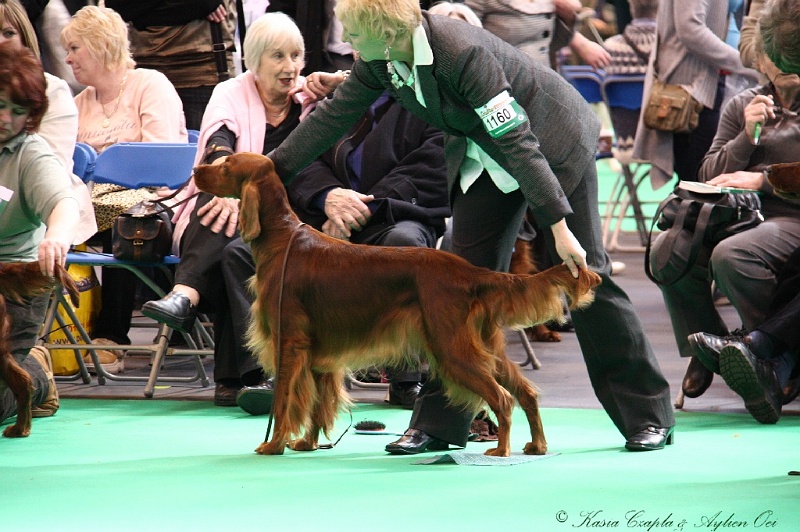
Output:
[475, 90, 527, 138]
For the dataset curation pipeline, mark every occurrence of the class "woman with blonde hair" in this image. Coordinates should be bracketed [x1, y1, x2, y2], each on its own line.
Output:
[61, 5, 187, 374]
[267, 0, 675, 453]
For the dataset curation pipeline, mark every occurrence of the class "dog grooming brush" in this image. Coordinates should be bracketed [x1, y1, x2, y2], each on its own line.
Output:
[354, 420, 403, 435]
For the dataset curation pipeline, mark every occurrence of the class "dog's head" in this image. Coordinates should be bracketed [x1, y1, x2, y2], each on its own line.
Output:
[194, 152, 280, 242]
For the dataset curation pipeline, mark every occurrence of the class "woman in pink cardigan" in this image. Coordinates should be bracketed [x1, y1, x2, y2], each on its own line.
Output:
[141, 12, 342, 406]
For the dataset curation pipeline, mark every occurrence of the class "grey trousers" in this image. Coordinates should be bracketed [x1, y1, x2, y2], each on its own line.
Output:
[409, 168, 675, 444]
[1, 293, 50, 424]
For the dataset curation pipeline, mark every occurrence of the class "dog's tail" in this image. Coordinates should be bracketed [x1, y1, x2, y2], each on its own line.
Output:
[483, 264, 601, 330]
[0, 263, 79, 307]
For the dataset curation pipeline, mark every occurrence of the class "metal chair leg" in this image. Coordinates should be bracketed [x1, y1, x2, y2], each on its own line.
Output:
[517, 330, 542, 369]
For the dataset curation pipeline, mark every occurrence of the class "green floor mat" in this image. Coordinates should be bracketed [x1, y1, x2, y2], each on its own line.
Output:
[2, 399, 799, 531]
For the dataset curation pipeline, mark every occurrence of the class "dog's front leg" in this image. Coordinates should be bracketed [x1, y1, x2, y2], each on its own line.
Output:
[2, 365, 33, 438]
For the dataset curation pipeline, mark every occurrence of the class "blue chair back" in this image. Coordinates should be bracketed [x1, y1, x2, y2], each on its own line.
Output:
[560, 65, 605, 104]
[187, 129, 200, 143]
[71, 142, 97, 183]
[91, 143, 197, 189]
[602, 74, 646, 111]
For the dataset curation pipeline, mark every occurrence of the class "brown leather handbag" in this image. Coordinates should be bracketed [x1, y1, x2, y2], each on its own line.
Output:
[643, 78, 704, 133]
[642, 35, 704, 134]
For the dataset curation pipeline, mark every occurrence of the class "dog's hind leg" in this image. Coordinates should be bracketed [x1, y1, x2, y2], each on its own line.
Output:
[497, 355, 547, 455]
[1, 352, 34, 438]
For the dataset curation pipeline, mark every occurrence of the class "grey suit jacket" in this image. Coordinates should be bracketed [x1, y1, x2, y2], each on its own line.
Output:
[270, 12, 600, 227]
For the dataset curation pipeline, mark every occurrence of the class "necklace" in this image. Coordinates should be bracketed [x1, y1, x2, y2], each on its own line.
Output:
[265, 103, 290, 121]
[101, 74, 127, 128]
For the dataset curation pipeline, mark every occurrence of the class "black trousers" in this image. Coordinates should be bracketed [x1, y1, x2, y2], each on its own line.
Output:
[176, 193, 254, 383]
[761, 247, 800, 350]
[408, 167, 675, 446]
[672, 76, 725, 182]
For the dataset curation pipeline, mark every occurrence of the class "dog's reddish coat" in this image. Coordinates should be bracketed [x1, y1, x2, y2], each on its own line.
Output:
[0, 262, 78, 437]
[194, 153, 601, 457]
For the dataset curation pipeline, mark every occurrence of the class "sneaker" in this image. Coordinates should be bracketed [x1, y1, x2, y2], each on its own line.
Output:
[83, 338, 124, 374]
[29, 346, 59, 418]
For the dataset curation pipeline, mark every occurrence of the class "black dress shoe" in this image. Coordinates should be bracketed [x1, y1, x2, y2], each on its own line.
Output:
[141, 291, 198, 334]
[386, 382, 421, 409]
[681, 356, 714, 398]
[625, 426, 675, 451]
[214, 382, 241, 407]
[719, 342, 782, 424]
[385, 428, 450, 455]
[236, 379, 274, 416]
[687, 330, 746, 374]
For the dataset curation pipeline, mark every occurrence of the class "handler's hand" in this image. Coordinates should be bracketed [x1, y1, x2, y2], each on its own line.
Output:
[551, 219, 587, 278]
[300, 71, 346, 101]
[37, 237, 70, 277]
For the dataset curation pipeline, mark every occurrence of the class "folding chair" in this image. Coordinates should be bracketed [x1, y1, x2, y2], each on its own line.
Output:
[41, 142, 213, 397]
[187, 129, 200, 144]
[600, 74, 652, 251]
[560, 65, 605, 105]
[72, 142, 96, 181]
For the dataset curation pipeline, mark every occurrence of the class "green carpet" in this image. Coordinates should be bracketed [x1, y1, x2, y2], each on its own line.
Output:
[3, 399, 799, 531]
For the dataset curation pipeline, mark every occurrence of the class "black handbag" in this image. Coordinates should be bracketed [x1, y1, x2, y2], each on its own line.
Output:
[112, 200, 173, 262]
[644, 187, 763, 286]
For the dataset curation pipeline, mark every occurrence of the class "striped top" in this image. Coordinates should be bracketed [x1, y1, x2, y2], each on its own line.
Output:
[465, 0, 560, 65]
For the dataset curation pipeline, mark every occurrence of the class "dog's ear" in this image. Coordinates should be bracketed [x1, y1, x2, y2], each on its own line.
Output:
[239, 180, 262, 242]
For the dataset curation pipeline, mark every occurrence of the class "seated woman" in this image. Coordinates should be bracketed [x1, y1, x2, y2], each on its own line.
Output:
[0, 42, 80, 425]
[60, 5, 188, 374]
[649, 33, 800, 423]
[141, 12, 341, 406]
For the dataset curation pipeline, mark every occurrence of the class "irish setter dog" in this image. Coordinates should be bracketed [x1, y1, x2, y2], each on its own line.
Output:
[194, 153, 601, 457]
[0, 262, 77, 437]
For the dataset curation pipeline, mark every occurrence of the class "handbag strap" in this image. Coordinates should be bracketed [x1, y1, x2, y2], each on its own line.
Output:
[644, 197, 714, 286]
[141, 180, 200, 216]
[622, 32, 650, 65]
[210, 22, 230, 83]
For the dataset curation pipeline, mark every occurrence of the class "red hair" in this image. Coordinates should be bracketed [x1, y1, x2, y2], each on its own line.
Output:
[0, 41, 47, 132]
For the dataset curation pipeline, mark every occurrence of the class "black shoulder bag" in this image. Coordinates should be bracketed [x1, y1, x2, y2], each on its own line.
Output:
[644, 187, 763, 286]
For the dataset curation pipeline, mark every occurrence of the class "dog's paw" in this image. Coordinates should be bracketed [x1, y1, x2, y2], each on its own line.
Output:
[255, 441, 285, 455]
[484, 447, 511, 457]
[289, 439, 319, 452]
[3, 424, 31, 438]
[527, 325, 561, 343]
[523, 441, 547, 455]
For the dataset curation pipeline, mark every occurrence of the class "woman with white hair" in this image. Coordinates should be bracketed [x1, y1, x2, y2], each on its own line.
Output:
[142, 12, 340, 407]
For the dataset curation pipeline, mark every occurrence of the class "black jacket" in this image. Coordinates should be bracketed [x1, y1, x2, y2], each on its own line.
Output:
[287, 98, 450, 239]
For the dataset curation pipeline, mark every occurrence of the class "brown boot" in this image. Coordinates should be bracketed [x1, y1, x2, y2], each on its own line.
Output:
[29, 346, 59, 418]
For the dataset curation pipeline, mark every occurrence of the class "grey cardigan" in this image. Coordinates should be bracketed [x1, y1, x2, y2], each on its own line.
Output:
[632, 0, 758, 189]
[270, 12, 600, 227]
